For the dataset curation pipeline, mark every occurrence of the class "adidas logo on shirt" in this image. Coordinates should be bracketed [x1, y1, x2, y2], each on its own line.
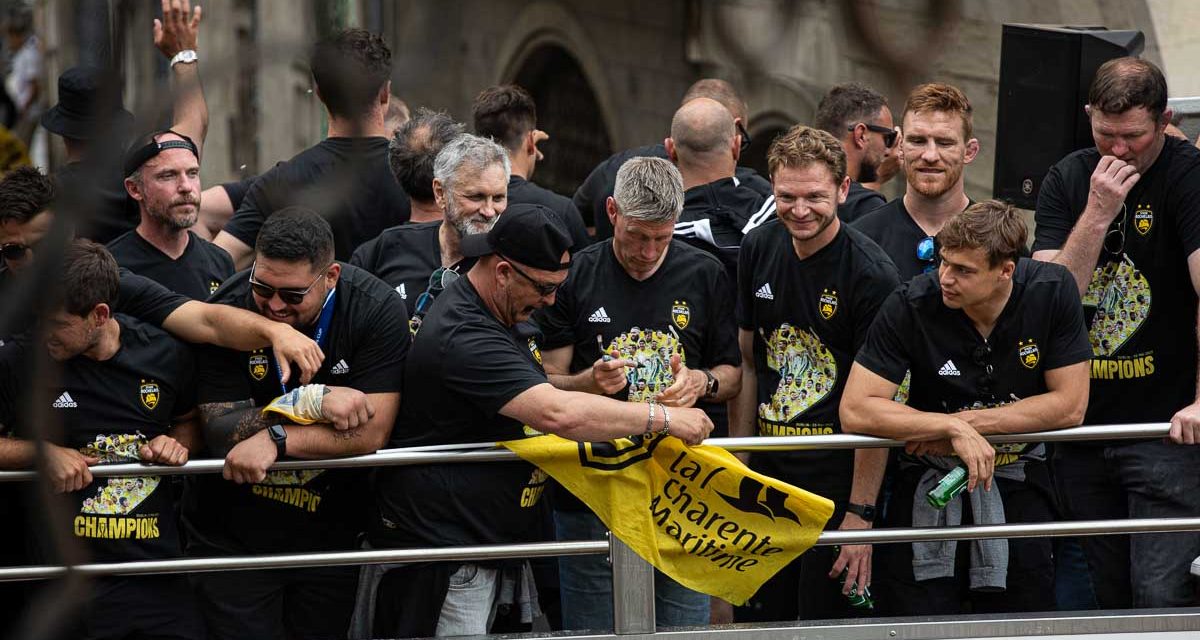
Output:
[395, 284, 407, 300]
[52, 392, 78, 408]
[588, 307, 612, 323]
[331, 359, 350, 375]
[938, 360, 961, 377]
[755, 283, 774, 300]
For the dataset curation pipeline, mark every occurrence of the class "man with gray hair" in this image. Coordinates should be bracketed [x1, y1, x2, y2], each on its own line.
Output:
[536, 156, 741, 631]
[351, 132, 509, 327]
[667, 97, 771, 276]
[389, 108, 464, 224]
[814, 83, 895, 223]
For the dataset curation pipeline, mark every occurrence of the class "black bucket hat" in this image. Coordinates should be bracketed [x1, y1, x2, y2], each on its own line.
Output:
[41, 66, 134, 140]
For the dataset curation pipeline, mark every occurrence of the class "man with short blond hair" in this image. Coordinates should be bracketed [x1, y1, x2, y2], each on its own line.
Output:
[853, 83, 979, 281]
[730, 125, 899, 622]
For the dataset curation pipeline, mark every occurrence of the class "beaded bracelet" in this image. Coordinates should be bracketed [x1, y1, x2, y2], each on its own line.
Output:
[644, 401, 657, 436]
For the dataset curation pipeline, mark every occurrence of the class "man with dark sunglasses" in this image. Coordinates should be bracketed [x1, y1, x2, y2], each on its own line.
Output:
[853, 83, 979, 281]
[535, 157, 741, 631]
[841, 201, 1091, 616]
[351, 133, 509, 330]
[1032, 57, 1200, 610]
[189, 207, 408, 640]
[369, 205, 714, 637]
[814, 83, 895, 224]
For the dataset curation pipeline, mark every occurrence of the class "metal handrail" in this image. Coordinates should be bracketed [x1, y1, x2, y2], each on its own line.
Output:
[2, 516, 1199, 582]
[0, 422, 1171, 481]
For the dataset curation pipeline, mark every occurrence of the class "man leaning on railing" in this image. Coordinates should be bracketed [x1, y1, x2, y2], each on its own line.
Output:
[841, 201, 1092, 616]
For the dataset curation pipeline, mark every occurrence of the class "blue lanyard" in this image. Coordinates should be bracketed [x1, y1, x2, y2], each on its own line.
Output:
[274, 288, 337, 393]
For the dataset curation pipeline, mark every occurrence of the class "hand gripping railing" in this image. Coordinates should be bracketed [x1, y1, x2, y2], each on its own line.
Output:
[4, 422, 1199, 638]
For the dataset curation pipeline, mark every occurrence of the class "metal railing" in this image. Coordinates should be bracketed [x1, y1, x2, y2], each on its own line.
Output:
[5, 422, 1199, 639]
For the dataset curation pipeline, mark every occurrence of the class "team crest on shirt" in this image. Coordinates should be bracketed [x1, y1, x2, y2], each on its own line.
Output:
[671, 300, 691, 330]
[249, 351, 269, 381]
[139, 380, 161, 410]
[528, 337, 543, 366]
[818, 289, 839, 320]
[1133, 204, 1153, 236]
[209, 280, 221, 295]
[1018, 339, 1040, 370]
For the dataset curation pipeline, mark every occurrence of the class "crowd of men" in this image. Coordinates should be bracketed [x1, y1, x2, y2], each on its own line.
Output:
[1, 3, 1199, 639]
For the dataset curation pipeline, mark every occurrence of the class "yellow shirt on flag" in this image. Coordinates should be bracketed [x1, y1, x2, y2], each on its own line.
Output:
[503, 433, 834, 605]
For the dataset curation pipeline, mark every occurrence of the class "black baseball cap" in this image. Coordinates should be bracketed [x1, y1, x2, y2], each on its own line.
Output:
[460, 204, 572, 271]
[123, 129, 199, 176]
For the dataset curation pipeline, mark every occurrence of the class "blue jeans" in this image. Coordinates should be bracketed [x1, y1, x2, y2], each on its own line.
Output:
[555, 509, 710, 631]
[436, 563, 499, 636]
[1053, 441, 1200, 608]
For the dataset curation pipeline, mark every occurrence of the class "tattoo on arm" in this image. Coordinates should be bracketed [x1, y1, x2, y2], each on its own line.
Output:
[198, 399, 271, 455]
[332, 427, 363, 441]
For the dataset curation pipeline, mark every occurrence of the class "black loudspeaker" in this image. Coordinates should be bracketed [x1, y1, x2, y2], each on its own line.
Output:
[993, 24, 1144, 209]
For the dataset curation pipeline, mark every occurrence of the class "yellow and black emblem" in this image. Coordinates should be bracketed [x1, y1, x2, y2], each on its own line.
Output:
[209, 280, 221, 295]
[1018, 339, 1040, 370]
[139, 380, 160, 410]
[1134, 204, 1153, 236]
[671, 300, 691, 330]
[249, 351, 269, 381]
[818, 289, 839, 320]
[528, 337, 543, 366]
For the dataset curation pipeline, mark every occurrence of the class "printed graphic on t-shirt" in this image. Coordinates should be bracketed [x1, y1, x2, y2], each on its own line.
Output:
[252, 470, 327, 513]
[758, 323, 836, 425]
[1082, 256, 1151, 357]
[76, 433, 162, 539]
[605, 327, 685, 402]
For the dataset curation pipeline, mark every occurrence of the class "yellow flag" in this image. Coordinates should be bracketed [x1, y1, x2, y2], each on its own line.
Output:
[502, 433, 834, 605]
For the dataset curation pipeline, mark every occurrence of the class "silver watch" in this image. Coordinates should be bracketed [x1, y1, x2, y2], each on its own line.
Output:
[170, 49, 198, 67]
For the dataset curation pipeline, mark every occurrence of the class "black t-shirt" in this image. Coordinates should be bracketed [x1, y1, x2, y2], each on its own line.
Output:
[855, 259, 1092, 464]
[851, 197, 937, 282]
[735, 220, 900, 500]
[509, 176, 591, 254]
[1034, 136, 1200, 426]
[374, 276, 549, 548]
[55, 160, 138, 244]
[220, 175, 258, 211]
[222, 137, 412, 260]
[107, 230, 235, 300]
[189, 263, 409, 554]
[10, 315, 195, 563]
[839, 181, 886, 224]
[573, 142, 773, 240]
[674, 176, 771, 277]
[349, 221, 440, 317]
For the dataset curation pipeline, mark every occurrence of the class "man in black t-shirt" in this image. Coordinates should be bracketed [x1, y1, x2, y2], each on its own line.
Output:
[843, 202, 1091, 616]
[0, 241, 204, 640]
[667, 97, 770, 277]
[574, 79, 773, 240]
[215, 29, 410, 268]
[731, 125, 900, 622]
[536, 158, 741, 631]
[852, 83, 979, 281]
[370, 206, 713, 638]
[351, 133, 510, 321]
[474, 84, 591, 253]
[190, 208, 407, 640]
[814, 83, 894, 224]
[108, 130, 233, 299]
[1032, 58, 1200, 609]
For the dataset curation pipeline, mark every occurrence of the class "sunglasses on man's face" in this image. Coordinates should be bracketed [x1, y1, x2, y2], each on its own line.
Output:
[249, 262, 330, 305]
[849, 122, 899, 148]
[1, 243, 32, 261]
[500, 255, 563, 297]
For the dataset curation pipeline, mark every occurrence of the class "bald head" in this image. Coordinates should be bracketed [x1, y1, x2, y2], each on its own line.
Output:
[681, 78, 747, 125]
[671, 98, 736, 158]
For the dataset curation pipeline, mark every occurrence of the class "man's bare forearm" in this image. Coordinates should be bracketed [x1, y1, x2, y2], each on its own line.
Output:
[1047, 209, 1109, 295]
[547, 370, 599, 394]
[199, 400, 271, 455]
[170, 60, 208, 150]
[165, 301, 282, 352]
[728, 366, 757, 438]
[848, 448, 888, 506]
[0, 436, 34, 469]
[705, 364, 741, 403]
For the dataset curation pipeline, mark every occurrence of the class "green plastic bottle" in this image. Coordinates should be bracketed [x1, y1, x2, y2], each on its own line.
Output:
[926, 466, 969, 509]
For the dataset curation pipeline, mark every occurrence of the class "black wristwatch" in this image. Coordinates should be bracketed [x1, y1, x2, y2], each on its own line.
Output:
[846, 502, 876, 522]
[267, 424, 287, 458]
[701, 369, 719, 398]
